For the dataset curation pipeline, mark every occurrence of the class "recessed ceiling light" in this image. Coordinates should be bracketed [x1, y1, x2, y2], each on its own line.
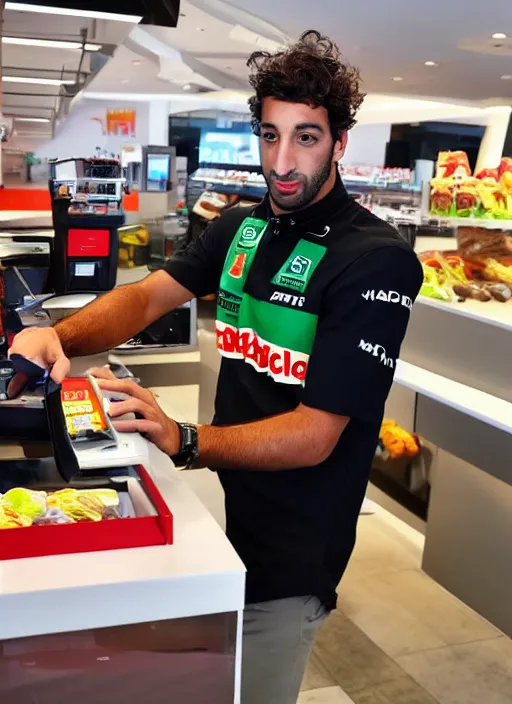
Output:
[121, 79, 130, 84]
[425, 61, 438, 67]
[2, 36, 100, 51]
[183, 84, 191, 91]
[15, 117, 50, 123]
[392, 76, 403, 82]
[132, 59, 141, 66]
[501, 74, 512, 80]
[492, 32, 507, 39]
[2, 75, 74, 86]
[4, 2, 142, 22]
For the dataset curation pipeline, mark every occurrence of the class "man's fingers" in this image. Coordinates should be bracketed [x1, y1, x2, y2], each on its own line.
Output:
[51, 355, 71, 383]
[108, 398, 152, 419]
[112, 418, 161, 436]
[6, 372, 29, 399]
[96, 377, 149, 402]
[87, 365, 117, 381]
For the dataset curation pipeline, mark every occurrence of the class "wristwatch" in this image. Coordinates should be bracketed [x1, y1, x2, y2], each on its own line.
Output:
[171, 422, 199, 468]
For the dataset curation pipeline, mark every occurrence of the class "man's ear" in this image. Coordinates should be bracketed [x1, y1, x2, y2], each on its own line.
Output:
[333, 131, 348, 162]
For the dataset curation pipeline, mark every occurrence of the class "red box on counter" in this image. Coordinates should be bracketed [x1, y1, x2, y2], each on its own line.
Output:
[0, 466, 173, 561]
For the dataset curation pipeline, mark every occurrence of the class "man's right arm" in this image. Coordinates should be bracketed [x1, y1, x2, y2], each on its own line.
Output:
[9, 206, 245, 383]
[9, 271, 194, 382]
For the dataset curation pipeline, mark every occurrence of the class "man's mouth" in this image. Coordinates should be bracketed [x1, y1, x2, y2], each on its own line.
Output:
[274, 180, 301, 196]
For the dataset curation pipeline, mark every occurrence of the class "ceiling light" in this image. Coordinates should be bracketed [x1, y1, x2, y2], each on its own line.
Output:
[492, 32, 508, 39]
[392, 76, 403, 82]
[2, 76, 74, 86]
[501, 74, 512, 80]
[132, 59, 141, 66]
[121, 79, 130, 84]
[15, 117, 50, 122]
[425, 61, 438, 66]
[2, 36, 100, 50]
[4, 2, 142, 23]
[183, 84, 191, 91]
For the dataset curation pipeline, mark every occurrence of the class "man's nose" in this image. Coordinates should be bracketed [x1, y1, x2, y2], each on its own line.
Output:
[273, 143, 296, 177]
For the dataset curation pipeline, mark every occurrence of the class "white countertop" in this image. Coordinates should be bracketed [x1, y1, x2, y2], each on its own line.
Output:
[0, 443, 245, 641]
[394, 360, 512, 436]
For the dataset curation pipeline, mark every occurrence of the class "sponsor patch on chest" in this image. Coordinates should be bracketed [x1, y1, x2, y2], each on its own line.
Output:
[216, 320, 308, 385]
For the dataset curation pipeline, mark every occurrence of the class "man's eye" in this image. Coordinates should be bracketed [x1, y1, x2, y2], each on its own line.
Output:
[263, 132, 277, 142]
[298, 134, 316, 145]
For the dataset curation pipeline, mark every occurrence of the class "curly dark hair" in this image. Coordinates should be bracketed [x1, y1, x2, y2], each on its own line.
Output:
[247, 30, 365, 139]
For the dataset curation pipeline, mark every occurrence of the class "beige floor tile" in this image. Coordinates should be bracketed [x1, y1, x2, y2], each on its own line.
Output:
[348, 516, 422, 575]
[313, 610, 404, 694]
[350, 676, 439, 704]
[375, 569, 501, 645]
[338, 563, 446, 658]
[397, 637, 512, 704]
[302, 652, 337, 691]
[298, 686, 355, 703]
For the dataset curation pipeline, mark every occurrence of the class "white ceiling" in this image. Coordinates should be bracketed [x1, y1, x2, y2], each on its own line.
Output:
[3, 0, 511, 152]
[1, 5, 137, 147]
[85, 0, 512, 103]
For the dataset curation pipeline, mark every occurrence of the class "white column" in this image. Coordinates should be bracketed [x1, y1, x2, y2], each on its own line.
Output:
[475, 106, 512, 172]
[147, 101, 170, 146]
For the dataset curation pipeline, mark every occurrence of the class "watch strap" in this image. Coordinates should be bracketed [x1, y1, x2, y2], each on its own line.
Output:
[171, 422, 199, 468]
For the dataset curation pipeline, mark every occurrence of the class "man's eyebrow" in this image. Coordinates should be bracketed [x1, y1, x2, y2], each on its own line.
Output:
[259, 122, 325, 132]
[295, 122, 324, 132]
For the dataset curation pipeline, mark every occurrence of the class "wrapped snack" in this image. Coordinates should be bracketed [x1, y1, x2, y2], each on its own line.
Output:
[454, 178, 479, 218]
[380, 419, 420, 460]
[498, 157, 512, 181]
[430, 178, 455, 216]
[0, 504, 32, 529]
[47, 488, 120, 523]
[1, 488, 46, 521]
[475, 168, 498, 182]
[436, 151, 471, 180]
[48, 489, 105, 523]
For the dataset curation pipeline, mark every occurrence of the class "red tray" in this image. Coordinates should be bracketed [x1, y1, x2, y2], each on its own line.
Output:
[0, 465, 173, 561]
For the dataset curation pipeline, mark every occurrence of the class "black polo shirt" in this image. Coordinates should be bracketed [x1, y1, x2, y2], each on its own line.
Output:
[164, 177, 423, 610]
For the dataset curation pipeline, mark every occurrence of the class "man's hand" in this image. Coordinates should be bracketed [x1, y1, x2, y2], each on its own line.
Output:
[93, 375, 180, 456]
[8, 327, 70, 396]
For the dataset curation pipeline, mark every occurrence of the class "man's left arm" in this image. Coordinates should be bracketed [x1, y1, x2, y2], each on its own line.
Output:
[97, 245, 422, 470]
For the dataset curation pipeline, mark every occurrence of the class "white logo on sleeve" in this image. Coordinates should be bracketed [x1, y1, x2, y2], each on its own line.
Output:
[270, 291, 306, 307]
[358, 339, 396, 368]
[362, 289, 413, 311]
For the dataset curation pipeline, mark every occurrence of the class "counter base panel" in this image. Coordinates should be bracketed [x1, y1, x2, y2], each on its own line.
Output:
[0, 611, 238, 704]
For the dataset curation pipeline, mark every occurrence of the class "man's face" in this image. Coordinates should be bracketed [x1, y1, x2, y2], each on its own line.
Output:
[259, 97, 346, 214]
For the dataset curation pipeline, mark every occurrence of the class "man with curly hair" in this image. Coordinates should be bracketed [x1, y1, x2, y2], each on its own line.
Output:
[11, 30, 423, 704]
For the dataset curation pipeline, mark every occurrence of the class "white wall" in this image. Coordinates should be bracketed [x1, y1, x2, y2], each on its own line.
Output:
[343, 123, 391, 166]
[35, 100, 149, 161]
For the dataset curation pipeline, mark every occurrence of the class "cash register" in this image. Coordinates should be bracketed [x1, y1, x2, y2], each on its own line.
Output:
[0, 359, 172, 560]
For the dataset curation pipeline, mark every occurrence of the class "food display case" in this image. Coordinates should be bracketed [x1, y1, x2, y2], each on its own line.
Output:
[376, 217, 512, 639]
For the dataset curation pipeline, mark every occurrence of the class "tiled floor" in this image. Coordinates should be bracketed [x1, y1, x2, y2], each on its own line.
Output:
[300, 510, 512, 704]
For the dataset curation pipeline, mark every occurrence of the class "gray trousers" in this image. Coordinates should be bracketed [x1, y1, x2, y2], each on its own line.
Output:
[241, 596, 329, 704]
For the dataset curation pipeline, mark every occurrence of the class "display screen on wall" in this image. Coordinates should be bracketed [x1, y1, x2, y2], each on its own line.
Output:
[146, 154, 170, 192]
[199, 131, 260, 166]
